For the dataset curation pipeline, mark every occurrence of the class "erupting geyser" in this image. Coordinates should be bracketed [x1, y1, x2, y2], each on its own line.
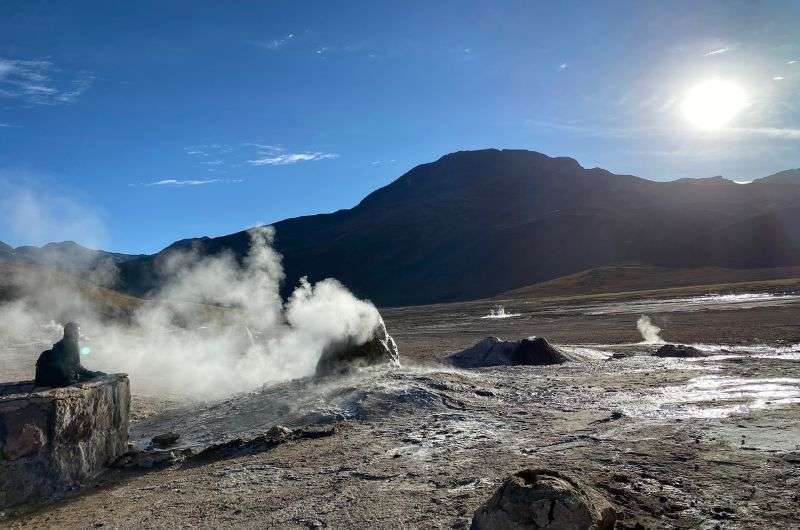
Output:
[314, 317, 400, 377]
[0, 226, 394, 399]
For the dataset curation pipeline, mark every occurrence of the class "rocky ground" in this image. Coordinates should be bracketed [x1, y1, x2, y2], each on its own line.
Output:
[3, 284, 800, 528]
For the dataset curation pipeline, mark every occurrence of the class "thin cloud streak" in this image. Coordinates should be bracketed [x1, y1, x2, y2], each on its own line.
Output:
[144, 178, 244, 187]
[0, 58, 93, 105]
[733, 127, 800, 139]
[183, 143, 338, 168]
[247, 152, 339, 166]
[252, 33, 295, 50]
[705, 47, 730, 56]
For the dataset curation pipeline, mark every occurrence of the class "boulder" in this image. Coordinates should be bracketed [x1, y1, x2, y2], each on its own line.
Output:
[315, 318, 400, 377]
[0, 374, 130, 509]
[151, 432, 180, 448]
[471, 469, 615, 530]
[654, 344, 707, 358]
[449, 336, 570, 368]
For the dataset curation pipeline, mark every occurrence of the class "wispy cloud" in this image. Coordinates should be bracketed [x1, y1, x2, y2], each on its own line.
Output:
[0, 58, 93, 106]
[252, 33, 295, 51]
[144, 178, 243, 187]
[250, 31, 380, 60]
[184, 143, 339, 168]
[559, 63, 568, 70]
[370, 159, 396, 166]
[704, 47, 730, 56]
[247, 152, 338, 166]
[184, 144, 235, 157]
[773, 76, 785, 81]
[733, 127, 800, 139]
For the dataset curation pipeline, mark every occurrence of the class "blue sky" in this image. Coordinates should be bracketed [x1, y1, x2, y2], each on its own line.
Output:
[1, 0, 799, 253]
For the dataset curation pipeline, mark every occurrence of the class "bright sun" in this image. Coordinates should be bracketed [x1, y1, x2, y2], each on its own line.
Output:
[682, 80, 746, 130]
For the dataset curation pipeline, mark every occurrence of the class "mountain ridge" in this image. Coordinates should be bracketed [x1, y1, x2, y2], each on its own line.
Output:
[110, 149, 800, 306]
[0, 240, 144, 272]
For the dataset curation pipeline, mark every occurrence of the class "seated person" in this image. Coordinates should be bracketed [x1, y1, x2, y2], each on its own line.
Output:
[35, 322, 105, 387]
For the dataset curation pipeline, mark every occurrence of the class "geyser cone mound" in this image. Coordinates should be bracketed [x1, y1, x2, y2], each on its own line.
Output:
[654, 344, 709, 358]
[315, 317, 400, 377]
[449, 336, 569, 368]
[471, 469, 615, 530]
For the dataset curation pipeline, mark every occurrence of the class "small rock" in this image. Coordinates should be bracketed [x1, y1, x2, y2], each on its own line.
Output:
[151, 432, 180, 448]
[266, 425, 293, 440]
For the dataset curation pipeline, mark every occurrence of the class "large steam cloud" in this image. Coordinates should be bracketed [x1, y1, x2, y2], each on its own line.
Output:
[0, 227, 383, 399]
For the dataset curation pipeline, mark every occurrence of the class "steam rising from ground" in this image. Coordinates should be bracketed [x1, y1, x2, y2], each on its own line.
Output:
[0, 227, 383, 399]
[0, 174, 109, 249]
[481, 305, 521, 319]
[637, 315, 664, 344]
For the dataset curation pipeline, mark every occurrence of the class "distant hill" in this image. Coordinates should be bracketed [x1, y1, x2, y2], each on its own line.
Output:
[755, 169, 800, 185]
[113, 149, 800, 306]
[499, 265, 800, 300]
[0, 241, 14, 260]
[0, 260, 144, 322]
[0, 261, 228, 326]
[0, 241, 143, 272]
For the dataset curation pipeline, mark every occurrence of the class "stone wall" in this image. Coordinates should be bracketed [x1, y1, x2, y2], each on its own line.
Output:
[0, 374, 130, 509]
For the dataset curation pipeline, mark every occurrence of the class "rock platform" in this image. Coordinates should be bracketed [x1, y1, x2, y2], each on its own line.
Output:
[0, 374, 130, 509]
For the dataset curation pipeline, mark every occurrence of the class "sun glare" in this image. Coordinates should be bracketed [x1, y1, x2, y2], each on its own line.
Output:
[682, 80, 746, 130]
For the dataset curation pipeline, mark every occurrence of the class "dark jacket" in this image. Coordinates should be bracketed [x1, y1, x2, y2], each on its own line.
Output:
[35, 337, 96, 387]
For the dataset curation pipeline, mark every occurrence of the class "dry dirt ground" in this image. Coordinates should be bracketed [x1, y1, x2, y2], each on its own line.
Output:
[3, 281, 800, 529]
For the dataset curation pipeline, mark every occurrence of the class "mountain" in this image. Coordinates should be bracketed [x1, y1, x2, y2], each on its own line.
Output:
[755, 169, 800, 185]
[0, 241, 144, 272]
[0, 241, 14, 260]
[115, 149, 800, 306]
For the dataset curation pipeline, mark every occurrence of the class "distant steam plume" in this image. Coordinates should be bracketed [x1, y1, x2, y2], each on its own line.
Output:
[637, 315, 664, 344]
[481, 305, 521, 319]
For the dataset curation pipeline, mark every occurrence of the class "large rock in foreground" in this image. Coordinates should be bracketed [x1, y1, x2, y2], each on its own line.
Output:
[449, 336, 569, 368]
[654, 344, 708, 358]
[0, 374, 130, 509]
[471, 469, 615, 530]
[315, 319, 400, 377]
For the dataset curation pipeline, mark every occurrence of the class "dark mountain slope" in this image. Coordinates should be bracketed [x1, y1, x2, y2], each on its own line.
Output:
[116, 149, 800, 306]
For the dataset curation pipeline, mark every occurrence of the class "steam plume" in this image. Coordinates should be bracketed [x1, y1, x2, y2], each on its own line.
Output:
[0, 226, 383, 399]
[637, 315, 664, 344]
